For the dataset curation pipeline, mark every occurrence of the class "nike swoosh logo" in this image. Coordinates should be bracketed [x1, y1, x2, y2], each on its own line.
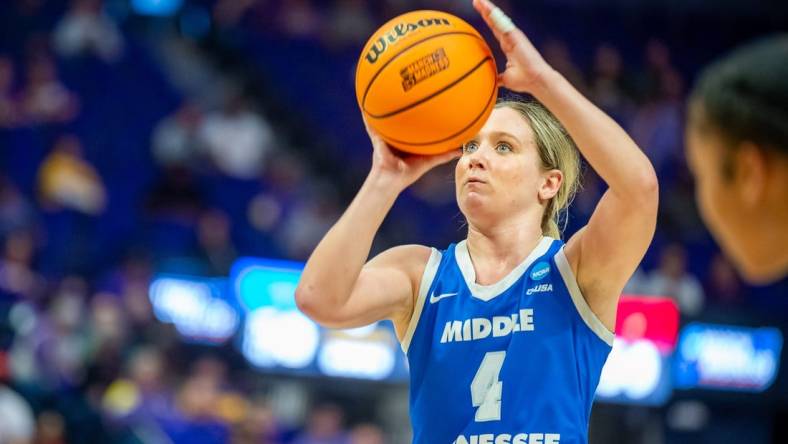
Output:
[429, 292, 458, 303]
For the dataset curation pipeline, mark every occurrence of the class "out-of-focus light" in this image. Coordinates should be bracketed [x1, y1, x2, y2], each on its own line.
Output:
[232, 257, 410, 381]
[318, 337, 396, 380]
[9, 302, 36, 335]
[148, 275, 239, 343]
[242, 307, 320, 369]
[674, 323, 783, 392]
[595, 295, 677, 406]
[232, 257, 304, 312]
[616, 295, 679, 353]
[597, 339, 662, 400]
[131, 0, 182, 17]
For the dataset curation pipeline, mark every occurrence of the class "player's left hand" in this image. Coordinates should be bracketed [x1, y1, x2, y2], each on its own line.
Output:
[472, 0, 554, 94]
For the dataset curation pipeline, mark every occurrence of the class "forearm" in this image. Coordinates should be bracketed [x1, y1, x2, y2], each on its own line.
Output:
[296, 171, 401, 309]
[531, 69, 658, 199]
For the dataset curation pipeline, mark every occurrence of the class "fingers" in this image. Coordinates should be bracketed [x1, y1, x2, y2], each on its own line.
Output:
[473, 0, 503, 41]
[488, 4, 516, 34]
[473, 0, 516, 36]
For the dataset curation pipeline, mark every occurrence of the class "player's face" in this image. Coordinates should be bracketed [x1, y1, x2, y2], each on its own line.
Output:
[685, 123, 754, 278]
[456, 107, 550, 222]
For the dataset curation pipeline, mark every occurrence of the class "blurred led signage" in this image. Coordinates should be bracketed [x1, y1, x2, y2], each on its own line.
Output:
[596, 296, 679, 406]
[132, 0, 183, 16]
[231, 258, 408, 381]
[317, 324, 398, 380]
[674, 323, 783, 392]
[148, 275, 239, 343]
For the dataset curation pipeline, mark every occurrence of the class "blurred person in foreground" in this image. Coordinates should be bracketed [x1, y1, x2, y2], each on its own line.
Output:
[685, 35, 788, 284]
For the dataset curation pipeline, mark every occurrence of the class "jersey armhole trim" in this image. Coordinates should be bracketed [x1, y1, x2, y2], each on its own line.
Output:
[401, 248, 442, 353]
[554, 247, 615, 346]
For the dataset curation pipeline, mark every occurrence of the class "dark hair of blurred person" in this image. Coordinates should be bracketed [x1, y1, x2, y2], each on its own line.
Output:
[685, 35, 788, 284]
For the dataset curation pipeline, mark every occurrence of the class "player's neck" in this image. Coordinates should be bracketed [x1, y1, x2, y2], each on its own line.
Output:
[465, 220, 544, 285]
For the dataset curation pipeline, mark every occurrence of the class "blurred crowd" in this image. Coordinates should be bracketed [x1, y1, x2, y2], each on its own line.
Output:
[0, 0, 784, 443]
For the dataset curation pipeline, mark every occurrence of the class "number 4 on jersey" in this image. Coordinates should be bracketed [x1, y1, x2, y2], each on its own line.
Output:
[470, 351, 505, 422]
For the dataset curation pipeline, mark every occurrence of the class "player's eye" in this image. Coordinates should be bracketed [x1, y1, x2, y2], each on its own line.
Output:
[462, 141, 479, 153]
[496, 142, 513, 153]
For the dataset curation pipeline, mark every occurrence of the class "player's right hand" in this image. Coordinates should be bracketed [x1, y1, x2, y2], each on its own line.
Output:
[365, 119, 461, 190]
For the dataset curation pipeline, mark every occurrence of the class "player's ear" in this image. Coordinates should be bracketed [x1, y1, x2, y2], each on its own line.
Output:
[539, 169, 562, 201]
[732, 142, 767, 207]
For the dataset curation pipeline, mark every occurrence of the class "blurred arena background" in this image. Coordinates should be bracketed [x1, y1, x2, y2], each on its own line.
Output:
[0, 0, 787, 443]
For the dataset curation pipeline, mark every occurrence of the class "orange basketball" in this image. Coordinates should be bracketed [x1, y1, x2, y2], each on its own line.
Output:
[355, 10, 498, 155]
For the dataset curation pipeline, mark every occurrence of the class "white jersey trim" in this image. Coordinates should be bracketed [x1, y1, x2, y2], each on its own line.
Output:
[455, 236, 553, 302]
[401, 248, 442, 353]
[554, 247, 615, 346]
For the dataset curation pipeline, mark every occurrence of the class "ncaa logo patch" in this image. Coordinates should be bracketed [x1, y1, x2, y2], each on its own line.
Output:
[530, 262, 551, 281]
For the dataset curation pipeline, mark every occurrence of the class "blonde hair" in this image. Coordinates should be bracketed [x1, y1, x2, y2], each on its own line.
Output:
[495, 99, 581, 239]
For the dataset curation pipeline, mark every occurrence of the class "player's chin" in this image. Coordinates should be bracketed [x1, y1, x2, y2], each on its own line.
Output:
[458, 192, 489, 212]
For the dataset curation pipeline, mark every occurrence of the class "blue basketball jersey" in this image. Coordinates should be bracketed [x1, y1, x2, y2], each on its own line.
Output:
[401, 237, 614, 444]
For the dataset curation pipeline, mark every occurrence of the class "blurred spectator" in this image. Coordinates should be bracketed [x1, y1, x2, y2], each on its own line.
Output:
[278, 184, 341, 260]
[644, 244, 705, 317]
[349, 423, 385, 444]
[291, 403, 350, 444]
[145, 166, 205, 221]
[20, 54, 79, 125]
[196, 209, 237, 275]
[323, 0, 374, 48]
[638, 39, 674, 100]
[41, 276, 92, 388]
[0, 56, 20, 128]
[34, 411, 66, 444]
[89, 292, 127, 350]
[704, 253, 743, 308]
[629, 68, 684, 176]
[151, 102, 205, 169]
[53, 0, 123, 62]
[97, 254, 156, 332]
[162, 358, 231, 444]
[248, 152, 309, 235]
[588, 44, 634, 125]
[0, 230, 44, 301]
[199, 95, 276, 179]
[542, 38, 586, 94]
[0, 177, 38, 240]
[233, 397, 285, 444]
[101, 345, 169, 423]
[0, 384, 35, 444]
[37, 135, 106, 215]
[276, 0, 322, 40]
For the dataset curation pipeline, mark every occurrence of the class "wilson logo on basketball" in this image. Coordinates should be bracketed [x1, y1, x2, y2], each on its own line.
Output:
[400, 47, 450, 91]
[364, 18, 451, 64]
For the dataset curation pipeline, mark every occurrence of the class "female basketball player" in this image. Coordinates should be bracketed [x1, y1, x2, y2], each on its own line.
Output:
[686, 35, 788, 284]
[296, 1, 658, 442]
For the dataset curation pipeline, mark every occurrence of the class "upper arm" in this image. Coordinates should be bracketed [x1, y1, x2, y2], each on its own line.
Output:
[308, 244, 432, 332]
[564, 180, 658, 330]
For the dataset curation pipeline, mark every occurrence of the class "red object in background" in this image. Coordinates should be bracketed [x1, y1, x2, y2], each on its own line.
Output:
[615, 295, 679, 354]
[0, 351, 8, 381]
